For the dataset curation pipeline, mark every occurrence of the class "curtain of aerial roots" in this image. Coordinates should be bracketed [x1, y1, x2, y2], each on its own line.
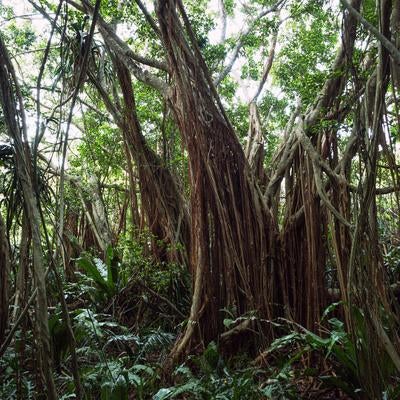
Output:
[0, 36, 57, 399]
[79, 211, 100, 252]
[115, 60, 190, 265]
[278, 0, 360, 331]
[63, 208, 82, 279]
[346, 1, 400, 389]
[280, 145, 327, 330]
[0, 214, 10, 345]
[157, 0, 280, 360]
[246, 103, 268, 189]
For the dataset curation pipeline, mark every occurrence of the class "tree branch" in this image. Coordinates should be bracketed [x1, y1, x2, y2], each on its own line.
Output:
[134, 0, 161, 38]
[76, 0, 168, 73]
[341, 0, 400, 65]
[214, 0, 285, 85]
[250, 27, 279, 103]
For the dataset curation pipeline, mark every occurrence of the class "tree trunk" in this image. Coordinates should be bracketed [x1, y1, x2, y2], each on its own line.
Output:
[0, 35, 57, 399]
[111, 60, 191, 265]
[156, 0, 280, 360]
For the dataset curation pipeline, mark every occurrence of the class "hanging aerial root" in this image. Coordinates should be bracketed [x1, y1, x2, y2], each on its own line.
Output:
[156, 0, 281, 362]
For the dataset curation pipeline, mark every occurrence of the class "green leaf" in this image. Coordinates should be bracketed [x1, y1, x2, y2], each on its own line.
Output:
[322, 302, 342, 321]
[77, 257, 107, 287]
[200, 341, 220, 373]
[112, 375, 128, 400]
[105, 244, 118, 287]
[77, 256, 115, 297]
[170, 380, 201, 397]
[131, 364, 156, 376]
[101, 381, 112, 400]
[319, 376, 360, 398]
[223, 318, 234, 328]
[153, 388, 173, 400]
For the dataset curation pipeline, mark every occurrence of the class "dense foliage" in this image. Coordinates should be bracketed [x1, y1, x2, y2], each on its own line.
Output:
[0, 0, 400, 398]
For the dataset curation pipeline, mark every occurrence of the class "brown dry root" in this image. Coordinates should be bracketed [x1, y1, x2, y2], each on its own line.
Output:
[280, 147, 328, 331]
[0, 34, 58, 399]
[115, 60, 190, 265]
[245, 102, 268, 189]
[153, 0, 400, 383]
[88, 55, 189, 264]
[156, 0, 281, 363]
[0, 213, 10, 345]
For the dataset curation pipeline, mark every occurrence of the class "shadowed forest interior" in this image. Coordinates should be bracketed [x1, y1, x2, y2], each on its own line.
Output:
[1, 0, 400, 398]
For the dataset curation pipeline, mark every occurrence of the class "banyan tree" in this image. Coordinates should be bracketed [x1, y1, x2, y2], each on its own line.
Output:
[1, 0, 400, 398]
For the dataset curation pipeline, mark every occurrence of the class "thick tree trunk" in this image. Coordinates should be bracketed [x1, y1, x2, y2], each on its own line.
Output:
[123, 140, 141, 232]
[114, 60, 190, 264]
[156, 0, 280, 360]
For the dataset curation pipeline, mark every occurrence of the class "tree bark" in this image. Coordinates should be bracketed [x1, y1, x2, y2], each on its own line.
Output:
[101, 59, 191, 265]
[0, 35, 57, 399]
[0, 213, 10, 346]
[156, 0, 280, 361]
